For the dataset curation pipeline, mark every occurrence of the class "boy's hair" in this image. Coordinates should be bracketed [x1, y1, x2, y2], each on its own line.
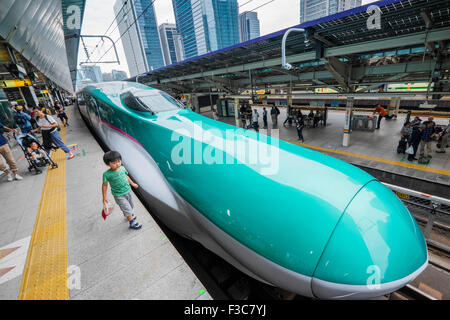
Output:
[103, 151, 122, 165]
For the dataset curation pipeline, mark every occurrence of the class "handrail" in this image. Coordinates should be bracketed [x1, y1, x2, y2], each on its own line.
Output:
[383, 182, 450, 209]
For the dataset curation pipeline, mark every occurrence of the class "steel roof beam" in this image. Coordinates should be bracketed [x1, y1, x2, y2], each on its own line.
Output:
[146, 27, 450, 86]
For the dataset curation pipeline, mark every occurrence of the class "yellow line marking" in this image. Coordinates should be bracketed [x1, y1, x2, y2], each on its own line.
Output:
[290, 141, 450, 177]
[18, 113, 70, 300]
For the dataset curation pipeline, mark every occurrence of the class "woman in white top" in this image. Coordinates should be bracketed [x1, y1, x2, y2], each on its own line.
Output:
[31, 107, 74, 160]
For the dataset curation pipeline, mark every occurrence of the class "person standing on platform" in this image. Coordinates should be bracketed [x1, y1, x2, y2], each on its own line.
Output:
[270, 106, 277, 127]
[296, 115, 305, 143]
[262, 107, 268, 128]
[436, 120, 450, 154]
[275, 106, 280, 124]
[252, 109, 259, 132]
[31, 107, 75, 159]
[373, 104, 396, 129]
[0, 122, 23, 182]
[407, 124, 422, 161]
[13, 105, 34, 135]
[418, 121, 436, 159]
[102, 151, 142, 230]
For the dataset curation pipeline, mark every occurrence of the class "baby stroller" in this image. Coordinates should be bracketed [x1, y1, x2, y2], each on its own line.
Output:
[16, 133, 58, 174]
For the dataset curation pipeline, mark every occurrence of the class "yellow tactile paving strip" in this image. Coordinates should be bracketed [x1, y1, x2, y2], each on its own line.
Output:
[291, 141, 450, 177]
[18, 123, 69, 300]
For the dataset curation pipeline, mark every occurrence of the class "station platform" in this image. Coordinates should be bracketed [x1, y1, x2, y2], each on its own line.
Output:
[208, 106, 450, 189]
[0, 105, 211, 300]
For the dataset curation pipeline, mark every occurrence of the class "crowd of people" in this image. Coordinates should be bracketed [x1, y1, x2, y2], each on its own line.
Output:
[399, 116, 450, 162]
[0, 99, 73, 183]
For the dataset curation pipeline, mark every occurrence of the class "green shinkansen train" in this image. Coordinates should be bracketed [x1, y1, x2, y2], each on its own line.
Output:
[78, 81, 428, 299]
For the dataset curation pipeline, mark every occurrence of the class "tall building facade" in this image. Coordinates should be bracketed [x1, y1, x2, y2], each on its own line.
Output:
[299, 0, 361, 23]
[114, 0, 164, 77]
[172, 0, 239, 59]
[239, 11, 260, 42]
[81, 65, 103, 83]
[112, 70, 128, 81]
[159, 23, 185, 65]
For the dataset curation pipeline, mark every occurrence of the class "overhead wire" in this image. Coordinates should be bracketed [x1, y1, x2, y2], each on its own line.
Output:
[91, 0, 159, 66]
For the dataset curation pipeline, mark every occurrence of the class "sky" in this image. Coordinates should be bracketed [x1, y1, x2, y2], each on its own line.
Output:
[78, 0, 376, 77]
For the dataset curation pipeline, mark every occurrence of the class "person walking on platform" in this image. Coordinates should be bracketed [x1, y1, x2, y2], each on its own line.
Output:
[102, 151, 142, 230]
[418, 121, 435, 159]
[13, 105, 34, 135]
[0, 122, 23, 182]
[296, 115, 305, 143]
[55, 101, 69, 127]
[31, 107, 75, 160]
[373, 104, 396, 129]
[262, 107, 268, 128]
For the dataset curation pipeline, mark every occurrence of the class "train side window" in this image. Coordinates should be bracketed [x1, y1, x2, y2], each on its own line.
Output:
[122, 92, 148, 112]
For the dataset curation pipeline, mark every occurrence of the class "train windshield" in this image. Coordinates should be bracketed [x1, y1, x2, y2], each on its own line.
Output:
[134, 91, 184, 113]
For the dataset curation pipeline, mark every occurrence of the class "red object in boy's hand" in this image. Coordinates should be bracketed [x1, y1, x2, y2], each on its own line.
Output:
[102, 201, 114, 220]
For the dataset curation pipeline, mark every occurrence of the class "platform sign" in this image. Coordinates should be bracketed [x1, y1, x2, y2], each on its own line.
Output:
[0, 79, 32, 89]
[395, 191, 410, 200]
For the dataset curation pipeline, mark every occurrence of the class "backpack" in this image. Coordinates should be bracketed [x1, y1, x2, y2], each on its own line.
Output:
[44, 115, 61, 132]
[15, 113, 27, 126]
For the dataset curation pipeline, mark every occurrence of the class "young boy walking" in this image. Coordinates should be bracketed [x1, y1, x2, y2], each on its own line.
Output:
[102, 151, 142, 229]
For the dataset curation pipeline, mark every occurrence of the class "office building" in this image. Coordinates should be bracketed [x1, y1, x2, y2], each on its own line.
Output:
[112, 70, 128, 81]
[114, 0, 165, 76]
[81, 65, 103, 83]
[172, 0, 239, 59]
[239, 11, 260, 42]
[299, 0, 362, 24]
[159, 23, 185, 65]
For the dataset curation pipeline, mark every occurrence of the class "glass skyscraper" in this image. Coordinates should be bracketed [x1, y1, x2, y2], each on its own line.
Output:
[159, 23, 185, 65]
[172, 0, 239, 59]
[299, 0, 362, 23]
[239, 11, 260, 42]
[114, 0, 164, 76]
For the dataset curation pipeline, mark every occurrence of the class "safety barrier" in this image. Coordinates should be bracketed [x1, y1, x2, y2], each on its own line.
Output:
[352, 115, 377, 132]
[383, 182, 450, 253]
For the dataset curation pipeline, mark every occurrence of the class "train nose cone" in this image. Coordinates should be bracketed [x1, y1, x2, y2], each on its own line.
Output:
[311, 181, 428, 299]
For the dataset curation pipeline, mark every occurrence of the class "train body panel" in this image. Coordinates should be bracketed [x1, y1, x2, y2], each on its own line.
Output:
[78, 82, 428, 299]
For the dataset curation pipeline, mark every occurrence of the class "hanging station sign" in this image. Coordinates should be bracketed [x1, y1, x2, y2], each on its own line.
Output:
[0, 79, 32, 88]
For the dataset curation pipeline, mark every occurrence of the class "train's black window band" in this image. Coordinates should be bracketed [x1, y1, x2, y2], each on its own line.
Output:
[122, 93, 148, 112]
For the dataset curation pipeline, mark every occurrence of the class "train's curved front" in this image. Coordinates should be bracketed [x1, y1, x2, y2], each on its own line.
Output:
[77, 82, 428, 299]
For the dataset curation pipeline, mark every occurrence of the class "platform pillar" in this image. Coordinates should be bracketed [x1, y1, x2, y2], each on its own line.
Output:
[389, 97, 401, 117]
[234, 97, 240, 127]
[343, 97, 354, 147]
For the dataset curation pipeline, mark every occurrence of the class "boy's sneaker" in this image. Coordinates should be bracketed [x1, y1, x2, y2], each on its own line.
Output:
[129, 219, 142, 230]
[7, 173, 13, 182]
[14, 174, 23, 181]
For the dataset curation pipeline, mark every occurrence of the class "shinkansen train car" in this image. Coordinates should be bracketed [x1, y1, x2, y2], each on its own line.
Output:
[77, 81, 428, 299]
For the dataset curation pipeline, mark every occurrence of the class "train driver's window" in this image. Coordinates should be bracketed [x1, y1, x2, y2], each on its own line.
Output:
[122, 92, 148, 112]
[135, 91, 183, 113]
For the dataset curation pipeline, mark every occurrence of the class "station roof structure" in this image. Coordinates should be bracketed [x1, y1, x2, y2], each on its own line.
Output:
[131, 0, 450, 96]
[0, 0, 86, 93]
